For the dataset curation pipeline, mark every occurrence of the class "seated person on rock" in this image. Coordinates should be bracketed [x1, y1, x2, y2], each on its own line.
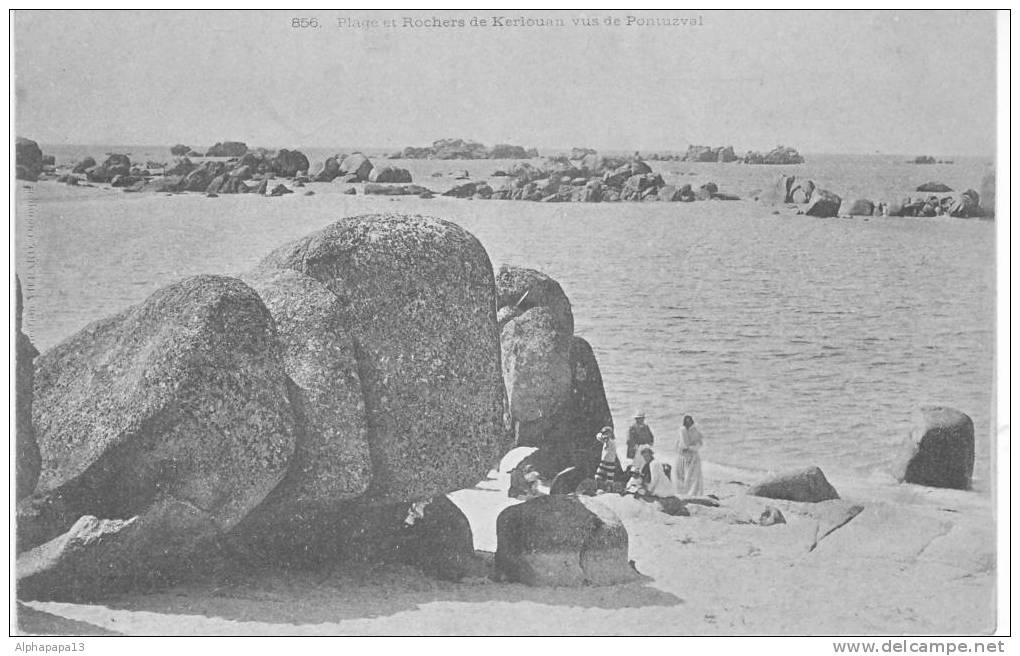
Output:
[626, 446, 675, 499]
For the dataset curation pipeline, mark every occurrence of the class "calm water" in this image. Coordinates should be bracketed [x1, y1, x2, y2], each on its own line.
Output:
[17, 149, 997, 491]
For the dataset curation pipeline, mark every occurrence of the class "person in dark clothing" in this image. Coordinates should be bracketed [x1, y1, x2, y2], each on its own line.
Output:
[626, 410, 655, 460]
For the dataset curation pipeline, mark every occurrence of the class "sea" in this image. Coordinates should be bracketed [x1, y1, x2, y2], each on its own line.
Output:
[15, 145, 999, 492]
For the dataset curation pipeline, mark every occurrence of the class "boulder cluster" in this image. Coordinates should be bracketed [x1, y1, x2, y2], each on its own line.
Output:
[759, 174, 843, 217]
[743, 145, 805, 165]
[762, 172, 993, 219]
[680, 145, 739, 163]
[310, 152, 413, 186]
[16, 214, 511, 600]
[56, 146, 313, 195]
[495, 266, 613, 477]
[393, 137, 538, 160]
[450, 154, 737, 203]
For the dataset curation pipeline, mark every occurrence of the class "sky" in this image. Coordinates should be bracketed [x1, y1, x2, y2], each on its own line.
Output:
[13, 10, 999, 155]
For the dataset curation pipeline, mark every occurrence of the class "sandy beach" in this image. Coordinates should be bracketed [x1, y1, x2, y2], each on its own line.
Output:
[17, 455, 996, 636]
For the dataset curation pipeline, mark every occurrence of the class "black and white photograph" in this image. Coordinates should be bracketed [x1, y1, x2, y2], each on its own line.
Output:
[10, 9, 1008, 640]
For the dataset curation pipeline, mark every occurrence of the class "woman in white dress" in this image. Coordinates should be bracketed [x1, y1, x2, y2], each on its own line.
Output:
[674, 414, 704, 497]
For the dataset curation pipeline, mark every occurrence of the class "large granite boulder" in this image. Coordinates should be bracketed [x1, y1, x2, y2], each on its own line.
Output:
[16, 138, 44, 181]
[495, 265, 574, 337]
[254, 214, 507, 503]
[518, 336, 613, 476]
[495, 495, 637, 586]
[805, 189, 842, 217]
[897, 406, 974, 490]
[16, 277, 41, 500]
[229, 268, 373, 558]
[19, 275, 298, 560]
[338, 153, 374, 181]
[501, 307, 571, 425]
[747, 466, 840, 503]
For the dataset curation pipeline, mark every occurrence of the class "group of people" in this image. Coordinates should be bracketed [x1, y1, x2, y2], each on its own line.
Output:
[595, 410, 704, 499]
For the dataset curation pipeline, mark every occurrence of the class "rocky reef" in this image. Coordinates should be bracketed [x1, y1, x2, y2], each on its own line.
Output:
[393, 138, 538, 160]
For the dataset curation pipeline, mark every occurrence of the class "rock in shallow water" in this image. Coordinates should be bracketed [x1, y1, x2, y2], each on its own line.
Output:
[897, 406, 974, 490]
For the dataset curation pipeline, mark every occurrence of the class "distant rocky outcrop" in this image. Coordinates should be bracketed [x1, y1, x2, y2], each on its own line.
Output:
[916, 182, 952, 192]
[206, 141, 248, 157]
[495, 495, 637, 586]
[170, 144, 191, 156]
[16, 138, 44, 181]
[368, 166, 412, 183]
[743, 146, 805, 165]
[16, 277, 41, 501]
[398, 138, 538, 160]
[748, 466, 840, 503]
[364, 183, 431, 196]
[844, 198, 875, 216]
[897, 406, 974, 490]
[888, 190, 983, 218]
[682, 145, 738, 163]
[912, 155, 936, 164]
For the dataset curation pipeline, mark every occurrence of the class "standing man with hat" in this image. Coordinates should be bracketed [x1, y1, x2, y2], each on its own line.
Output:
[626, 409, 655, 460]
